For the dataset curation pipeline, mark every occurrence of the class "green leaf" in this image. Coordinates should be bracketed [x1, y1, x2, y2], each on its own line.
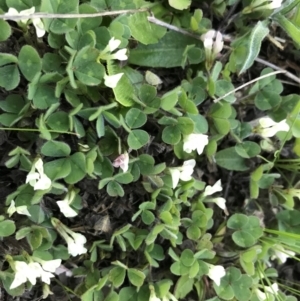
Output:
[107, 60, 135, 107]
[109, 266, 126, 288]
[73, 46, 104, 86]
[125, 108, 147, 129]
[107, 181, 124, 197]
[0, 220, 16, 237]
[41, 141, 71, 157]
[129, 31, 202, 68]
[177, 117, 194, 135]
[162, 125, 181, 145]
[180, 249, 195, 267]
[0, 65, 20, 90]
[215, 80, 236, 103]
[0, 20, 11, 42]
[215, 147, 249, 171]
[44, 158, 71, 180]
[273, 13, 300, 46]
[28, 206, 45, 224]
[0, 94, 25, 113]
[65, 152, 86, 184]
[235, 142, 261, 158]
[239, 21, 269, 74]
[18, 45, 42, 82]
[169, 0, 191, 10]
[47, 111, 69, 132]
[127, 130, 149, 150]
[174, 275, 194, 299]
[114, 172, 133, 184]
[127, 268, 145, 288]
[119, 287, 137, 301]
[128, 12, 166, 45]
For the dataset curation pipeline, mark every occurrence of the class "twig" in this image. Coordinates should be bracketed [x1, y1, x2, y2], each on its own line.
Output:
[0, 8, 147, 20]
[213, 70, 286, 103]
[147, 15, 202, 41]
[255, 57, 300, 84]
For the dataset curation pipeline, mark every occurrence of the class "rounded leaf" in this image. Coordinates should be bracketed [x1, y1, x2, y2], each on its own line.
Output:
[41, 140, 71, 157]
[0, 20, 11, 42]
[18, 45, 42, 81]
[162, 125, 181, 145]
[127, 130, 149, 150]
[125, 108, 147, 129]
[0, 220, 16, 237]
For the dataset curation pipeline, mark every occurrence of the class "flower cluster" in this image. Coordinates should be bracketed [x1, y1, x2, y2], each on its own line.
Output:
[51, 218, 87, 257]
[202, 180, 228, 215]
[5, 7, 45, 37]
[7, 200, 31, 217]
[255, 117, 290, 138]
[98, 37, 128, 88]
[10, 259, 61, 289]
[207, 264, 226, 286]
[201, 30, 223, 69]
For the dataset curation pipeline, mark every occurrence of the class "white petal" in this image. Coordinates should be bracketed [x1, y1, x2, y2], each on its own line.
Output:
[169, 168, 181, 189]
[104, 73, 123, 88]
[27, 262, 42, 285]
[72, 232, 87, 245]
[16, 205, 31, 217]
[40, 270, 55, 284]
[256, 289, 267, 301]
[5, 8, 19, 16]
[10, 272, 27, 289]
[34, 174, 51, 190]
[26, 171, 39, 186]
[203, 179, 222, 196]
[7, 200, 17, 217]
[108, 37, 121, 52]
[32, 18, 45, 37]
[112, 49, 128, 61]
[20, 7, 35, 15]
[40, 259, 62, 273]
[212, 197, 227, 210]
[34, 158, 44, 174]
[57, 200, 78, 218]
[265, 283, 279, 294]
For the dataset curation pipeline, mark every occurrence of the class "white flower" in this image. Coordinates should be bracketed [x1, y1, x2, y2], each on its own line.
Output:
[26, 158, 51, 190]
[112, 152, 129, 172]
[65, 232, 87, 257]
[56, 190, 78, 218]
[100, 38, 128, 61]
[51, 218, 87, 257]
[272, 245, 295, 263]
[104, 73, 124, 88]
[207, 264, 226, 286]
[7, 200, 31, 217]
[203, 179, 223, 196]
[183, 134, 209, 155]
[10, 261, 41, 289]
[5, 7, 45, 37]
[169, 159, 196, 189]
[256, 117, 289, 138]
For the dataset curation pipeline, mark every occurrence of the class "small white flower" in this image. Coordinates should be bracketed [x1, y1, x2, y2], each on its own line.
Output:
[51, 218, 87, 257]
[183, 134, 209, 155]
[272, 245, 295, 263]
[203, 179, 223, 196]
[207, 264, 226, 286]
[169, 159, 196, 189]
[65, 233, 87, 257]
[201, 30, 224, 58]
[7, 200, 31, 217]
[26, 158, 51, 191]
[104, 73, 124, 88]
[256, 117, 289, 138]
[110, 48, 128, 61]
[112, 152, 129, 172]
[10, 261, 41, 289]
[5, 7, 45, 37]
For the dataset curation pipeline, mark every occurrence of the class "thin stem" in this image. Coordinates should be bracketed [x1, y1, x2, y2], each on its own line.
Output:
[213, 70, 286, 103]
[1, 9, 148, 20]
[0, 127, 78, 136]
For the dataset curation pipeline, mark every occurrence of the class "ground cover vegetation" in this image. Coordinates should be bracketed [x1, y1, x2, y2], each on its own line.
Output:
[0, 0, 300, 300]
